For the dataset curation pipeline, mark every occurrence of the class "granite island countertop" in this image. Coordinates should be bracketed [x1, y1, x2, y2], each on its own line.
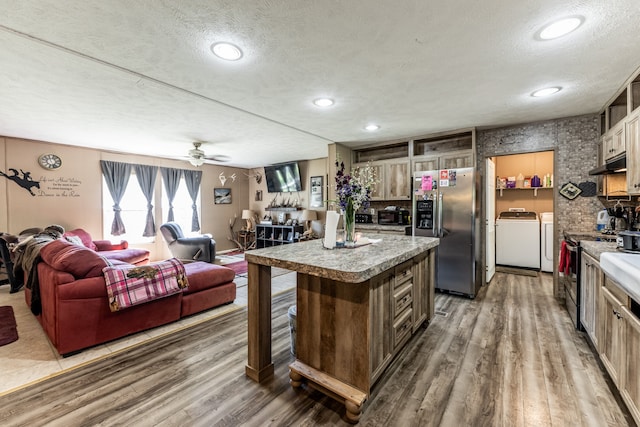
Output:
[244, 233, 439, 283]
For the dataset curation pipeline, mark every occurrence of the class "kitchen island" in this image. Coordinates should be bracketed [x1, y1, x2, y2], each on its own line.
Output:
[244, 233, 439, 422]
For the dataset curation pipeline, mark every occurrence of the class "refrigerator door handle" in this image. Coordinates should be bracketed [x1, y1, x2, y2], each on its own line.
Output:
[432, 196, 438, 236]
[438, 193, 444, 237]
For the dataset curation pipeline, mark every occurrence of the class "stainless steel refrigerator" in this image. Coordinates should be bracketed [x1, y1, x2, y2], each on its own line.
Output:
[412, 167, 480, 298]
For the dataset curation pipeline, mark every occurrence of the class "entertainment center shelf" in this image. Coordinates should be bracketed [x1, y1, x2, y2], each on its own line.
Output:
[256, 224, 304, 248]
[264, 207, 301, 212]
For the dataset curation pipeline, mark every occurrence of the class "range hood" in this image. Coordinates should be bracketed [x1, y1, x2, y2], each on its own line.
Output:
[588, 154, 627, 176]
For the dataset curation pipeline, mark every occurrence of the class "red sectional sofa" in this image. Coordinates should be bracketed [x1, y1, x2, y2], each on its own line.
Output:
[24, 239, 236, 356]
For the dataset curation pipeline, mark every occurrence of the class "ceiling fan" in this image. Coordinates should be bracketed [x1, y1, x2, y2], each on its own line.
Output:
[187, 142, 231, 166]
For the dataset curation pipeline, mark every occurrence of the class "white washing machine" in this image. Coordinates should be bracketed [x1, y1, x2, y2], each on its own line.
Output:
[496, 211, 541, 269]
[540, 212, 554, 272]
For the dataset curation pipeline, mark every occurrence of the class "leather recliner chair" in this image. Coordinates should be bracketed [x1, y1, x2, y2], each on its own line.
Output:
[159, 222, 216, 263]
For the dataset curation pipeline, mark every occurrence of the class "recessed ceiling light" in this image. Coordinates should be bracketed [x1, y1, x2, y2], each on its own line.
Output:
[313, 98, 334, 107]
[538, 16, 584, 40]
[211, 42, 243, 61]
[531, 87, 562, 97]
[364, 124, 380, 131]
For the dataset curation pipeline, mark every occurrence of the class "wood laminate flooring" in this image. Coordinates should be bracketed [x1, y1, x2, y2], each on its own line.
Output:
[0, 272, 633, 426]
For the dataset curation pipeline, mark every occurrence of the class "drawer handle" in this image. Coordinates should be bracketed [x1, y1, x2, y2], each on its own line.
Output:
[613, 309, 622, 320]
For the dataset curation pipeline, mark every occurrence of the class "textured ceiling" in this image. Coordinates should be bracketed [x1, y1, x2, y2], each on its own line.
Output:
[1, 1, 639, 168]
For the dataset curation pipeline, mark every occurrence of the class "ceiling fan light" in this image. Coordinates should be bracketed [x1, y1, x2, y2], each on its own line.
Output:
[189, 156, 205, 167]
[211, 42, 243, 61]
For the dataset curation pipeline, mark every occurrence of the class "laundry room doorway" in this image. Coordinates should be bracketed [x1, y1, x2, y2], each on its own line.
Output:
[490, 150, 555, 276]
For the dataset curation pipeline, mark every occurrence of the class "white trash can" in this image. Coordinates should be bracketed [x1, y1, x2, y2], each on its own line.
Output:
[287, 305, 296, 356]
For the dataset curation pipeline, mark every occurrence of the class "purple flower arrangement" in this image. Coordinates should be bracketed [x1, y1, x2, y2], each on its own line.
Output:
[334, 160, 376, 212]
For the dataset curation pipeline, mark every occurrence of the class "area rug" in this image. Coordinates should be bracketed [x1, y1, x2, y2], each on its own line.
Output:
[0, 306, 18, 346]
[226, 260, 248, 276]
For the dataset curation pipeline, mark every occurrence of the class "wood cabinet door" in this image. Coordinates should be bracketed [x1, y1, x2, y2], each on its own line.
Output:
[627, 111, 640, 194]
[580, 253, 602, 348]
[602, 133, 615, 161]
[369, 271, 393, 383]
[385, 160, 411, 200]
[366, 162, 385, 201]
[621, 305, 640, 425]
[604, 121, 625, 160]
[612, 121, 626, 158]
[411, 253, 428, 330]
[413, 155, 439, 172]
[600, 286, 624, 387]
[440, 150, 473, 169]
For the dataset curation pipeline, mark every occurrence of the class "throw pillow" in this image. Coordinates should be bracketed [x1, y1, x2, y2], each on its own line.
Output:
[40, 240, 110, 279]
[63, 229, 98, 251]
[65, 235, 85, 246]
[103, 258, 188, 312]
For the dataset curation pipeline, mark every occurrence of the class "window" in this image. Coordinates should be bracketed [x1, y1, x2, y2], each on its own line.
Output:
[101, 168, 201, 244]
[161, 177, 201, 236]
[102, 173, 155, 244]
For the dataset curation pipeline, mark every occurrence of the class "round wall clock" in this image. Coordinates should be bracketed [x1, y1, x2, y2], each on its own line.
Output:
[38, 153, 62, 170]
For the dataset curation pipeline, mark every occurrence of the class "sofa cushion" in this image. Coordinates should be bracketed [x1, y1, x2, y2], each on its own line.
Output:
[103, 258, 188, 312]
[64, 229, 98, 251]
[182, 262, 235, 295]
[40, 239, 110, 279]
[99, 248, 149, 265]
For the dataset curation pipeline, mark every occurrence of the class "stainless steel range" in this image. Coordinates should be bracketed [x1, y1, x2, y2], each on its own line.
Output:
[561, 231, 617, 329]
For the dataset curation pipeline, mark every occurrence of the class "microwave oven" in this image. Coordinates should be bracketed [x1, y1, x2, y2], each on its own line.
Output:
[377, 209, 410, 225]
[355, 213, 373, 223]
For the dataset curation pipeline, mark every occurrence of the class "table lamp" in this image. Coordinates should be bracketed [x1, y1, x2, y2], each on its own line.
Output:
[242, 209, 255, 230]
[300, 209, 317, 231]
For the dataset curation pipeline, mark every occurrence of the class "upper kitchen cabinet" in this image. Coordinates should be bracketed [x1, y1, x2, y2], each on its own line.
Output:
[412, 131, 475, 172]
[351, 129, 476, 201]
[598, 73, 640, 158]
[353, 142, 410, 201]
[362, 161, 385, 200]
[603, 120, 626, 161]
[627, 108, 640, 194]
[385, 159, 411, 200]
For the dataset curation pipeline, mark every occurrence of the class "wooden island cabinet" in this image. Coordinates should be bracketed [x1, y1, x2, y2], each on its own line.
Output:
[244, 234, 438, 423]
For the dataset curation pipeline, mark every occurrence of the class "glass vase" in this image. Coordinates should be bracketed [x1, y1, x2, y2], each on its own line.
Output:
[344, 199, 356, 247]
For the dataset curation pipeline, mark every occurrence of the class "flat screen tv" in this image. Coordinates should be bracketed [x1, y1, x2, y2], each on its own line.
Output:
[264, 162, 302, 193]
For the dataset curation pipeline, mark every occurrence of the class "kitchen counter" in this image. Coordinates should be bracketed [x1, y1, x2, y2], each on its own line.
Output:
[564, 230, 618, 243]
[580, 240, 619, 259]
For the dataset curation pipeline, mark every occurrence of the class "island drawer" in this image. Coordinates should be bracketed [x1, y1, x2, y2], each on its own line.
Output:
[393, 282, 413, 319]
[394, 261, 414, 288]
[392, 307, 413, 348]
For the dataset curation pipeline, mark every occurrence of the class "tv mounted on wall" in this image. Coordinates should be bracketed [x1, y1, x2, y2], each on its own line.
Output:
[264, 162, 302, 193]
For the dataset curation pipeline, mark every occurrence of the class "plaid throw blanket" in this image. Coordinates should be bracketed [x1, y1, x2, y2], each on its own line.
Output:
[103, 258, 189, 312]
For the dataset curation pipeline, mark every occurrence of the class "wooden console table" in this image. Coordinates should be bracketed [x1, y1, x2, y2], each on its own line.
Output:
[244, 234, 439, 422]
